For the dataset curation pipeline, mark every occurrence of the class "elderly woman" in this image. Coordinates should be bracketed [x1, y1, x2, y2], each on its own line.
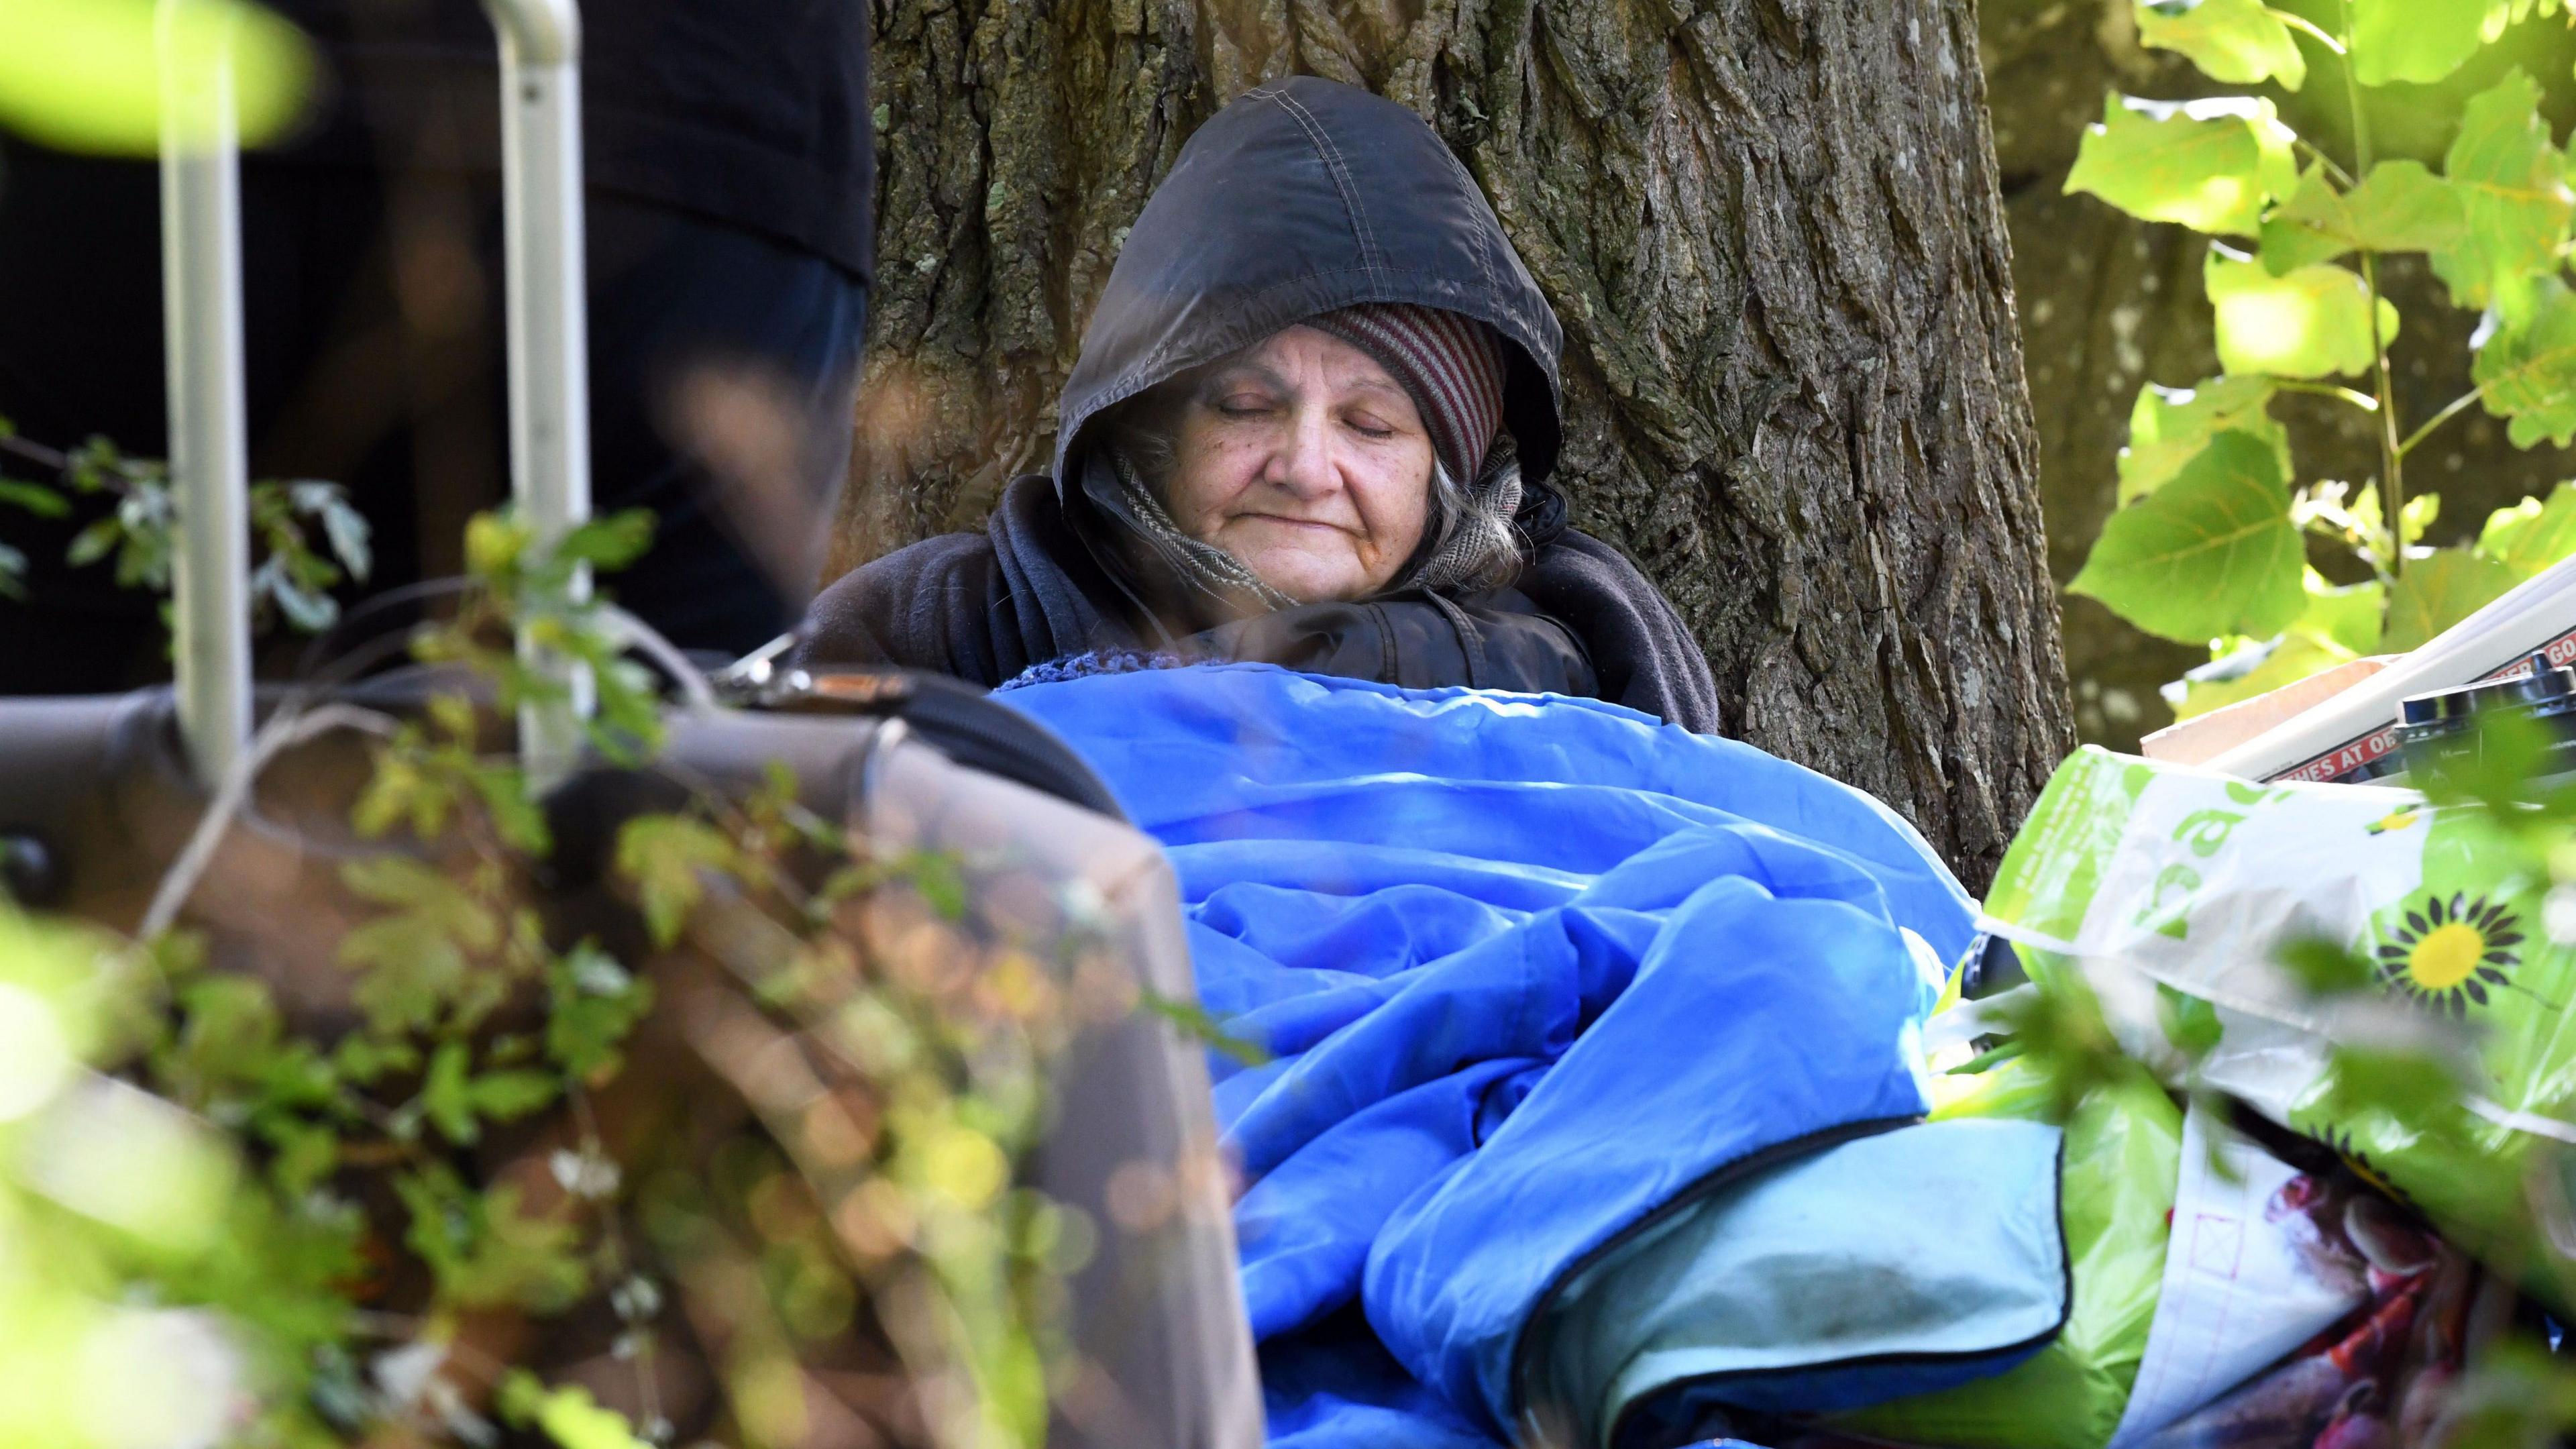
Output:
[796, 78, 1719, 733]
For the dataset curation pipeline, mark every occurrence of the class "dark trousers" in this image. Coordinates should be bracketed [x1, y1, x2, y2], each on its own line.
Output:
[0, 140, 865, 694]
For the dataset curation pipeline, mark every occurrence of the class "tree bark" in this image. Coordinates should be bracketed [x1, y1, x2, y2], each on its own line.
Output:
[842, 0, 2074, 891]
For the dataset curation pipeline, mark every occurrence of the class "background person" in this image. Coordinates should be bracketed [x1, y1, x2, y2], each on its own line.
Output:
[0, 0, 870, 693]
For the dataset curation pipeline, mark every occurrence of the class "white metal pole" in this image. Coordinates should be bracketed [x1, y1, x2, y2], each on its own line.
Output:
[158, 0, 254, 789]
[482, 0, 592, 787]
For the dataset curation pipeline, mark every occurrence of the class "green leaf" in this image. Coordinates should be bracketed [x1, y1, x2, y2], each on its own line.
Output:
[1139, 989, 1271, 1067]
[338, 916, 468, 1032]
[421, 1039, 478, 1144]
[2157, 985, 2225, 1059]
[2259, 162, 2467, 274]
[2070, 430, 2306, 643]
[584, 656, 667, 765]
[65, 516, 120, 567]
[555, 509, 656, 572]
[2206, 248, 2400, 379]
[2064, 94, 2298, 235]
[2474, 276, 2576, 447]
[470, 763, 553, 856]
[903, 847, 970, 921]
[0, 478, 68, 517]
[2383, 547, 2520, 650]
[2477, 482, 2576, 577]
[0, 541, 25, 600]
[396, 1171, 590, 1311]
[2165, 567, 2385, 719]
[497, 1373, 655, 1449]
[319, 496, 372, 582]
[155, 974, 286, 1113]
[465, 512, 533, 579]
[2275, 934, 2377, 996]
[2137, 0, 2307, 88]
[2349, 0, 2506, 87]
[426, 693, 476, 743]
[0, 0, 315, 156]
[545, 944, 652, 1081]
[2400, 491, 2441, 546]
[260, 560, 339, 633]
[2168, 633, 2349, 720]
[2430, 70, 2573, 313]
[613, 815, 737, 948]
[331, 1034, 418, 1085]
[264, 1119, 339, 1196]
[468, 1069, 559, 1123]
[2118, 376, 2286, 503]
[2291, 568, 2386, 655]
[341, 855, 492, 925]
[352, 745, 456, 843]
[337, 857, 500, 1033]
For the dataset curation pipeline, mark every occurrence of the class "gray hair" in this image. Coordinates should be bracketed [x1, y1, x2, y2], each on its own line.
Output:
[1417, 455, 1524, 593]
[1106, 397, 1523, 595]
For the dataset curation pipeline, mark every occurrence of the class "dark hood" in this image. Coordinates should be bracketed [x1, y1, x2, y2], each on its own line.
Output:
[1052, 77, 1565, 496]
[790, 78, 1716, 733]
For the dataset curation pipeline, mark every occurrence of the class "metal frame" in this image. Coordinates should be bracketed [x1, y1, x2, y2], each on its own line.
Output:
[158, 0, 594, 787]
[158, 0, 253, 786]
[484, 0, 592, 786]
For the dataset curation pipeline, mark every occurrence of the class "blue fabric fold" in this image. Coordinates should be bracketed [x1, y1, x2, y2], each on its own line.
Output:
[1004, 665, 2000, 1446]
[1531, 1117, 2070, 1449]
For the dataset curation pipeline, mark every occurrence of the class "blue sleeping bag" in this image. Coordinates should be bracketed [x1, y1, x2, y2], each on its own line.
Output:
[1002, 665, 2065, 1447]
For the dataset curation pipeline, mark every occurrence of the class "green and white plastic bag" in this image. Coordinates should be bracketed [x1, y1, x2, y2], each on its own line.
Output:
[1982, 745, 2576, 1307]
[2106, 1099, 2380, 1447]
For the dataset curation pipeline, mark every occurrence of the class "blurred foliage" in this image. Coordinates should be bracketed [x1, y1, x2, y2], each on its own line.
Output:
[0, 0, 314, 155]
[2061, 1, 2576, 727]
[0, 513, 1089, 1448]
[0, 417, 370, 635]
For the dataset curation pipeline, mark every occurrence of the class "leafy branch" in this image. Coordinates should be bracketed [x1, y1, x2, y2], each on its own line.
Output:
[2334, 0, 2408, 583]
[0, 415, 370, 631]
[2070, 1, 2576, 724]
[0, 505, 1093, 1448]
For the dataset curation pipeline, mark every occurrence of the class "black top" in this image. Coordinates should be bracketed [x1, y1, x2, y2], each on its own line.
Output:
[265, 0, 873, 280]
[796, 78, 1720, 731]
[796, 474, 1723, 731]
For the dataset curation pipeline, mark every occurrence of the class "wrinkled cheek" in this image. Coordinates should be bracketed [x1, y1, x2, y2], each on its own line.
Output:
[1354, 513, 1418, 588]
[1352, 479, 1430, 578]
[1169, 445, 1275, 540]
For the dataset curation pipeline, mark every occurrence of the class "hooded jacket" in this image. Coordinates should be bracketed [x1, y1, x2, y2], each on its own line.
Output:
[794, 78, 1721, 733]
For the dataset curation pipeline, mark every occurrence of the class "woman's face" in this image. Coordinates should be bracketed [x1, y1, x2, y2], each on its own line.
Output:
[1161, 325, 1435, 603]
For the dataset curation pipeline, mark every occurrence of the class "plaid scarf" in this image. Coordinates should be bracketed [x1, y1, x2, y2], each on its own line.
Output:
[1095, 446, 1299, 614]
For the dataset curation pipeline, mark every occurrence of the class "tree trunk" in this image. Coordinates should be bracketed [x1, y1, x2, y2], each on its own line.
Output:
[842, 0, 2074, 891]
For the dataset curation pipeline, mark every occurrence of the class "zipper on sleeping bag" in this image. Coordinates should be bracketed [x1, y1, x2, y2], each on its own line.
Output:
[1506, 1113, 2077, 1449]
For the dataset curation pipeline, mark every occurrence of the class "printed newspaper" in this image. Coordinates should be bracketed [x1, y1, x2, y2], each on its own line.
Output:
[2205, 550, 2576, 784]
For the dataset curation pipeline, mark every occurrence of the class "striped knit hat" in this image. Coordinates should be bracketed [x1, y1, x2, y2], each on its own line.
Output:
[1304, 303, 1508, 484]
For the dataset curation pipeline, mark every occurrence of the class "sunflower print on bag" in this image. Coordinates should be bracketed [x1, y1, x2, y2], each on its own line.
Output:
[2375, 892, 2524, 1016]
[2306, 1126, 2420, 1213]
